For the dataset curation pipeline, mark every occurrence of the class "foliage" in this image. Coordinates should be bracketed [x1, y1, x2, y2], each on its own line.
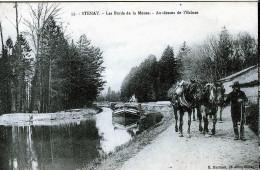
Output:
[177, 41, 191, 81]
[180, 27, 258, 84]
[64, 34, 106, 109]
[157, 46, 180, 100]
[97, 87, 121, 102]
[121, 27, 257, 103]
[121, 46, 180, 102]
[0, 6, 106, 114]
[0, 48, 12, 114]
[121, 66, 139, 101]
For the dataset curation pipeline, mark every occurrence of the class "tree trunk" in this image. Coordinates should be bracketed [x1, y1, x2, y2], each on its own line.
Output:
[29, 66, 39, 113]
[48, 56, 52, 112]
[0, 22, 4, 50]
[29, 15, 41, 113]
[15, 2, 25, 113]
[15, 2, 19, 39]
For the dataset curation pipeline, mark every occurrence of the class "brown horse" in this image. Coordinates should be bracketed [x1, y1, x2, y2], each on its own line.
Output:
[199, 83, 218, 136]
[170, 80, 201, 137]
[189, 79, 205, 123]
[190, 80, 205, 132]
[215, 82, 225, 122]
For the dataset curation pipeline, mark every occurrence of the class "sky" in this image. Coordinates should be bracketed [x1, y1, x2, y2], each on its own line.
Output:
[0, 2, 258, 93]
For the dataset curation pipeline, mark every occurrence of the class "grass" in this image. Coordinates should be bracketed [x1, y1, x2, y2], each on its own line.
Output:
[81, 111, 173, 170]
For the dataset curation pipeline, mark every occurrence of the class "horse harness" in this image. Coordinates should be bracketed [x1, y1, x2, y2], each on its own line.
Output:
[172, 81, 196, 109]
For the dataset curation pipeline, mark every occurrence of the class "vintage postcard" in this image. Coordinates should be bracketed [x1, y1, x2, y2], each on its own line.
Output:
[0, 1, 258, 170]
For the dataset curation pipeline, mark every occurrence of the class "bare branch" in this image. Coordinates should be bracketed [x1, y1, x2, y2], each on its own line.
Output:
[5, 16, 16, 28]
[43, 3, 61, 28]
[19, 16, 22, 24]
[23, 2, 62, 57]
[28, 4, 38, 20]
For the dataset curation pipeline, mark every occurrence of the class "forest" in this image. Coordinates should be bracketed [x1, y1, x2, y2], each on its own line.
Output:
[119, 27, 258, 103]
[0, 3, 106, 114]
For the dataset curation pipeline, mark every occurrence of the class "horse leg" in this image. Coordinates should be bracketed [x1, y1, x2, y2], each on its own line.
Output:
[219, 105, 223, 122]
[197, 106, 203, 132]
[187, 110, 192, 138]
[197, 108, 199, 120]
[212, 112, 217, 135]
[174, 107, 178, 132]
[179, 110, 184, 137]
[192, 108, 196, 121]
[203, 109, 209, 136]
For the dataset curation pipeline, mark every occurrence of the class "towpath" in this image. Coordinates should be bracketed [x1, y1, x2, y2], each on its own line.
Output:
[121, 106, 258, 170]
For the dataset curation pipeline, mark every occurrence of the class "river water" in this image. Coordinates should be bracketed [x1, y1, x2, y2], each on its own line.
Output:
[0, 107, 163, 170]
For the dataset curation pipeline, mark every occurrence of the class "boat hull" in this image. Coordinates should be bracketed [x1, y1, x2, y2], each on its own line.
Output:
[112, 107, 141, 118]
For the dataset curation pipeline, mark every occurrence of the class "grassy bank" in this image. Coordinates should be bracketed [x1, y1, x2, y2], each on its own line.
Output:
[82, 111, 173, 170]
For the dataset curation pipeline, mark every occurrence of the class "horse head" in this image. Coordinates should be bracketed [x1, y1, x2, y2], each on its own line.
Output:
[189, 81, 204, 104]
[174, 80, 189, 96]
[215, 82, 225, 105]
[205, 83, 217, 105]
[170, 80, 191, 108]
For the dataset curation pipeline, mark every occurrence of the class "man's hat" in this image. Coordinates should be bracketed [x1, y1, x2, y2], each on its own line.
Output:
[231, 81, 240, 87]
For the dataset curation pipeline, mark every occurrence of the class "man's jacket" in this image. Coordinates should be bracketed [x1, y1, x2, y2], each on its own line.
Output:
[225, 90, 248, 112]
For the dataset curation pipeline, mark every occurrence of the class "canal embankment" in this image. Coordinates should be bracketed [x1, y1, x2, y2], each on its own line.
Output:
[0, 107, 101, 126]
[82, 102, 174, 170]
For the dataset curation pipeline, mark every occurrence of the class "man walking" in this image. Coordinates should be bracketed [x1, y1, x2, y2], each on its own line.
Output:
[224, 81, 248, 141]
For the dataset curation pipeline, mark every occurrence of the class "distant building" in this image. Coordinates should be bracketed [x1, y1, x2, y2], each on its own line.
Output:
[219, 65, 258, 104]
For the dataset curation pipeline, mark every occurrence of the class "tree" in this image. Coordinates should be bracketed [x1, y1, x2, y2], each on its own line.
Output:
[0, 40, 12, 114]
[60, 34, 106, 109]
[12, 35, 32, 112]
[40, 16, 70, 112]
[23, 3, 61, 112]
[176, 28, 257, 84]
[0, 22, 4, 50]
[120, 55, 158, 103]
[121, 47, 181, 102]
[215, 26, 233, 79]
[157, 45, 180, 100]
[106, 87, 111, 101]
[236, 32, 258, 68]
[177, 41, 191, 81]
[110, 90, 121, 102]
[70, 34, 105, 107]
[120, 66, 138, 101]
[0, 3, 107, 113]
[134, 55, 157, 102]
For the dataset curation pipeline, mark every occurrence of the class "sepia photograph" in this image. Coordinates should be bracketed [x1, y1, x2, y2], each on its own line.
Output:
[0, 1, 258, 170]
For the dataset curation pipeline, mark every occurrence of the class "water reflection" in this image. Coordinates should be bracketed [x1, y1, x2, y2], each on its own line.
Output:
[138, 112, 164, 133]
[0, 108, 163, 169]
[0, 119, 100, 170]
[112, 116, 139, 137]
[95, 108, 132, 154]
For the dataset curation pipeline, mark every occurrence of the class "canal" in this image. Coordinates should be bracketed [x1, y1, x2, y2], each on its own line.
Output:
[0, 107, 163, 170]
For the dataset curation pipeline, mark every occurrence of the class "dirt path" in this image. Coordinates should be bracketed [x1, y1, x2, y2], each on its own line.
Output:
[121, 106, 258, 170]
